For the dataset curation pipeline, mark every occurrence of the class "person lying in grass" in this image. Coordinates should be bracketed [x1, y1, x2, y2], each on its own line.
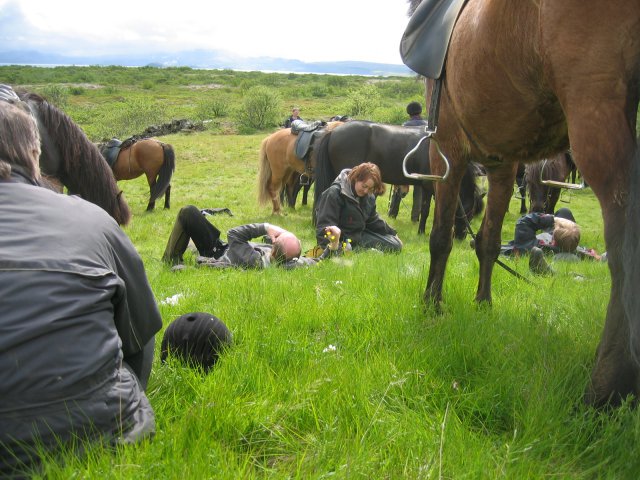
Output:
[163, 205, 343, 269]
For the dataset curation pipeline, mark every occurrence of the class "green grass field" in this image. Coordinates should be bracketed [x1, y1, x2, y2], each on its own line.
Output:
[3, 67, 639, 479]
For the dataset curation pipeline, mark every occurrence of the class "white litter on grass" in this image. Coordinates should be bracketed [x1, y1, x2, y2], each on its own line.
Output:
[160, 293, 184, 306]
[323, 344, 337, 353]
[334, 280, 343, 285]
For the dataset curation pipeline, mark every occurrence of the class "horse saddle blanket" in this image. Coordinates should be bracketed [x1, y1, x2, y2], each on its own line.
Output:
[290, 119, 326, 134]
[99, 138, 123, 169]
[400, 0, 468, 79]
[0, 84, 19, 102]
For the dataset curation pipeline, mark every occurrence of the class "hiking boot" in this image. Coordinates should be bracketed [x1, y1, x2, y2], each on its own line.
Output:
[529, 247, 554, 275]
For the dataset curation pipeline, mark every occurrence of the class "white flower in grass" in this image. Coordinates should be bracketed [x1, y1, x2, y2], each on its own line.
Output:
[160, 293, 184, 306]
[323, 344, 337, 353]
[334, 280, 343, 285]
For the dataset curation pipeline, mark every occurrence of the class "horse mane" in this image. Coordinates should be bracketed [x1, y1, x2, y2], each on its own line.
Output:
[524, 158, 558, 186]
[19, 91, 131, 226]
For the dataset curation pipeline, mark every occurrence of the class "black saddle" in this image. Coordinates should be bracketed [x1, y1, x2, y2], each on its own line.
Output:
[400, 0, 468, 79]
[291, 120, 328, 160]
[99, 138, 123, 169]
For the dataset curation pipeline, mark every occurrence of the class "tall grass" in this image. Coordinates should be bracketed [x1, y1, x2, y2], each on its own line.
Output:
[25, 129, 638, 479]
[3, 67, 638, 478]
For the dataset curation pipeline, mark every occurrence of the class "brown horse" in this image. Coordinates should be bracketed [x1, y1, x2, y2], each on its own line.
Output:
[16, 90, 131, 225]
[257, 122, 342, 215]
[105, 138, 176, 211]
[405, 0, 640, 406]
[525, 152, 578, 214]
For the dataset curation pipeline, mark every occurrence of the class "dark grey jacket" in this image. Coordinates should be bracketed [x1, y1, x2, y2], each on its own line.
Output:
[202, 223, 336, 269]
[0, 180, 162, 473]
[315, 169, 397, 246]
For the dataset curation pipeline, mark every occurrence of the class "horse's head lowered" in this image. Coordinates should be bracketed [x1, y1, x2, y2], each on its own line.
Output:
[17, 90, 131, 226]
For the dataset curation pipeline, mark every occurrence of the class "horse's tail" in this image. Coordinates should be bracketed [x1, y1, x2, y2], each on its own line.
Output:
[21, 92, 132, 226]
[257, 137, 272, 206]
[312, 130, 336, 225]
[624, 139, 640, 364]
[150, 142, 176, 201]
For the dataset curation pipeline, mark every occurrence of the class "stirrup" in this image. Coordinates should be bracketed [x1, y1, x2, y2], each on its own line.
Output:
[540, 159, 585, 190]
[402, 129, 450, 182]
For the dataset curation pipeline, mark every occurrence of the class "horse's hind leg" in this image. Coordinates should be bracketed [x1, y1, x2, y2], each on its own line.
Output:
[474, 163, 518, 303]
[164, 184, 171, 209]
[412, 185, 423, 222]
[417, 185, 431, 235]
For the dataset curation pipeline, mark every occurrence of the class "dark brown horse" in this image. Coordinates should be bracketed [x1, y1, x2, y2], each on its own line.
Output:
[405, 0, 640, 406]
[17, 90, 131, 225]
[312, 120, 484, 237]
[104, 138, 176, 211]
[525, 152, 578, 214]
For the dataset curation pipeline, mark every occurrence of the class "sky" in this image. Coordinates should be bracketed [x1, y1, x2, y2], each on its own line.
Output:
[0, 0, 413, 65]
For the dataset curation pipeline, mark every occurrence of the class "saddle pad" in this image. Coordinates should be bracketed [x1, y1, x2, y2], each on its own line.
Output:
[399, 0, 468, 79]
[291, 119, 326, 134]
[0, 84, 19, 102]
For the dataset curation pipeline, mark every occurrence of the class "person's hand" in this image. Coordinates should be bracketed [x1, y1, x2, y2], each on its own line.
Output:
[265, 223, 287, 242]
[324, 226, 341, 250]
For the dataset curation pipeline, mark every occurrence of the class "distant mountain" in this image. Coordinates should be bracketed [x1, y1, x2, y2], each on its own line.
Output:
[0, 48, 412, 77]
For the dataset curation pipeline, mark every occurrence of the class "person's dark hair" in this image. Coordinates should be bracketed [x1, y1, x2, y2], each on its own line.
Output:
[0, 100, 41, 181]
[406, 101, 423, 117]
[347, 162, 385, 196]
[160, 312, 233, 371]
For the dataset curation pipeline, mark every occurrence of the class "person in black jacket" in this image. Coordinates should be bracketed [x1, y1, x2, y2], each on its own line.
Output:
[315, 162, 402, 252]
[283, 107, 302, 128]
[403, 101, 428, 126]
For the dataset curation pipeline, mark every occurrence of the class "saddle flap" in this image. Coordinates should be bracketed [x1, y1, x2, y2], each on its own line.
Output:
[399, 0, 468, 79]
[294, 129, 326, 160]
[99, 138, 123, 169]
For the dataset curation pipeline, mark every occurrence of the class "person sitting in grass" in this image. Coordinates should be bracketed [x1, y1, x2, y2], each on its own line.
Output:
[315, 162, 403, 253]
[163, 205, 343, 269]
[0, 95, 161, 477]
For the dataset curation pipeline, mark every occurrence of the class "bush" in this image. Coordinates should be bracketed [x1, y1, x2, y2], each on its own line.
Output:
[195, 97, 230, 121]
[236, 86, 281, 131]
[40, 85, 69, 109]
[93, 98, 168, 141]
[372, 107, 407, 125]
[69, 86, 86, 96]
[343, 84, 381, 117]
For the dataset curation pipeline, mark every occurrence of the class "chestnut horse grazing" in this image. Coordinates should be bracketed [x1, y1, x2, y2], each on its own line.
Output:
[257, 122, 342, 215]
[404, 0, 640, 406]
[17, 90, 132, 225]
[105, 138, 176, 211]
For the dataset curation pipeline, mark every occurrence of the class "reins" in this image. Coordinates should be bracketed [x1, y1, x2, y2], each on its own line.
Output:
[456, 196, 533, 285]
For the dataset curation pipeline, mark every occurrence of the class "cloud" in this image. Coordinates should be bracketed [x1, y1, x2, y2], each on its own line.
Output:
[0, 0, 410, 64]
